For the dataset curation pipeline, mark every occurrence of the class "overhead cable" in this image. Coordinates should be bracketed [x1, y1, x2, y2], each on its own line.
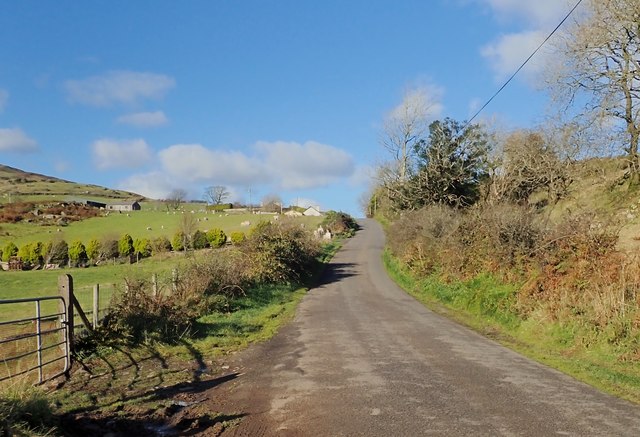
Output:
[465, 0, 585, 127]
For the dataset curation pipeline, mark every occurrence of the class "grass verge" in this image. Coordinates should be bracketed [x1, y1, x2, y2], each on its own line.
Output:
[0, 380, 56, 436]
[35, 239, 344, 433]
[383, 249, 640, 404]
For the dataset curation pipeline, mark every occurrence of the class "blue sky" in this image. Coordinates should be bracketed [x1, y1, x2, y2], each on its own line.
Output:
[0, 0, 575, 216]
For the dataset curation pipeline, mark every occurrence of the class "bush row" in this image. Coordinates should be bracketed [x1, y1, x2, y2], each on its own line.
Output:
[388, 203, 639, 349]
[0, 228, 246, 269]
[102, 221, 321, 343]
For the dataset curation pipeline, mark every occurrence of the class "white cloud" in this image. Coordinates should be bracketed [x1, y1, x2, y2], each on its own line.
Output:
[155, 140, 356, 191]
[92, 138, 152, 170]
[481, 30, 548, 81]
[116, 111, 168, 127]
[255, 141, 355, 189]
[118, 171, 175, 199]
[476, 0, 575, 83]
[0, 128, 38, 153]
[159, 144, 267, 185]
[0, 89, 8, 112]
[64, 70, 175, 107]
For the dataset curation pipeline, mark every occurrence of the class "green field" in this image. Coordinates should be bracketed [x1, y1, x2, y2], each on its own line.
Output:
[0, 203, 322, 248]
[0, 210, 323, 316]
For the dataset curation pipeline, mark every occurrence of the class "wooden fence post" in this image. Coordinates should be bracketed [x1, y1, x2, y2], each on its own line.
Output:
[58, 274, 74, 369]
[171, 269, 178, 293]
[92, 284, 100, 328]
[152, 274, 158, 297]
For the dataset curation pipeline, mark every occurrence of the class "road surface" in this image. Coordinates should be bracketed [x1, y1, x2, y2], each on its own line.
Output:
[217, 219, 640, 436]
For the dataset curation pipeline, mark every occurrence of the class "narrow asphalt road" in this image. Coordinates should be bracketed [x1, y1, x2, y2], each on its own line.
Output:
[218, 219, 640, 436]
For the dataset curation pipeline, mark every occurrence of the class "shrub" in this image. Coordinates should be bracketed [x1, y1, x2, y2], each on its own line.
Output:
[179, 248, 252, 297]
[192, 230, 209, 250]
[207, 203, 232, 212]
[230, 231, 246, 245]
[99, 220, 324, 345]
[103, 278, 202, 343]
[86, 238, 101, 262]
[1, 242, 18, 262]
[99, 239, 119, 260]
[17, 242, 43, 267]
[41, 241, 52, 262]
[387, 205, 459, 275]
[68, 240, 87, 267]
[206, 228, 227, 248]
[172, 231, 185, 251]
[151, 236, 172, 255]
[244, 221, 320, 284]
[46, 240, 68, 265]
[321, 211, 359, 237]
[118, 234, 134, 257]
[133, 238, 152, 258]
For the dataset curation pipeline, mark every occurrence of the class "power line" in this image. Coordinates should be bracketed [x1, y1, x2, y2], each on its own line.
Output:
[465, 0, 584, 127]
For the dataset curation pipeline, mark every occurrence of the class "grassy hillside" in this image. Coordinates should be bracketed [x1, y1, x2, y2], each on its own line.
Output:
[0, 164, 142, 202]
[531, 157, 640, 251]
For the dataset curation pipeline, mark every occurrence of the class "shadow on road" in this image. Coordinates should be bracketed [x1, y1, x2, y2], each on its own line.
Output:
[315, 262, 358, 287]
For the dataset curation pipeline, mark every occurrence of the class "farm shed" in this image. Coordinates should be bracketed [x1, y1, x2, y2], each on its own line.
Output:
[107, 201, 141, 212]
[86, 200, 107, 209]
[303, 206, 322, 217]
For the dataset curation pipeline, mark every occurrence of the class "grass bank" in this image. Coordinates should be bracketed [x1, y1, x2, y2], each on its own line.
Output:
[383, 249, 640, 404]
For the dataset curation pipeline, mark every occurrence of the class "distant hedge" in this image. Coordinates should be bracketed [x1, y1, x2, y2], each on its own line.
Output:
[206, 203, 232, 212]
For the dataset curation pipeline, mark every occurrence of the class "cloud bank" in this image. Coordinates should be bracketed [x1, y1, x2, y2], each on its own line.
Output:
[121, 140, 357, 199]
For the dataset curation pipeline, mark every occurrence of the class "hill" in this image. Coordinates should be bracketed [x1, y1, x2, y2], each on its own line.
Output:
[0, 164, 143, 202]
[535, 158, 640, 251]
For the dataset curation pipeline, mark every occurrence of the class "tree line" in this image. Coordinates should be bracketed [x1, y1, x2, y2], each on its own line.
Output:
[0, 227, 246, 270]
[372, 0, 640, 215]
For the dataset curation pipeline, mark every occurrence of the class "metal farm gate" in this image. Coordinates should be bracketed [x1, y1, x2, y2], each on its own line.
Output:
[0, 296, 70, 385]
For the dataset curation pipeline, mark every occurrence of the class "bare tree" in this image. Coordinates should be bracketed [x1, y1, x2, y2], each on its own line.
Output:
[204, 185, 230, 205]
[380, 87, 440, 183]
[262, 193, 283, 213]
[549, 0, 640, 178]
[180, 213, 198, 252]
[489, 130, 571, 204]
[165, 188, 187, 211]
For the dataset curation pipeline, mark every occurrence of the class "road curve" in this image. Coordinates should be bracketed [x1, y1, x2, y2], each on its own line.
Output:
[221, 219, 640, 436]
